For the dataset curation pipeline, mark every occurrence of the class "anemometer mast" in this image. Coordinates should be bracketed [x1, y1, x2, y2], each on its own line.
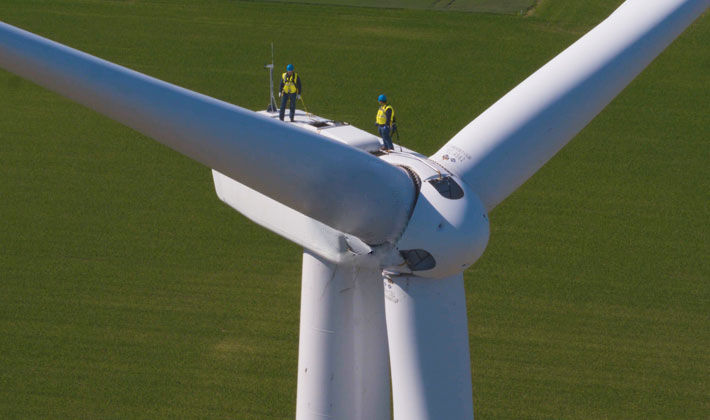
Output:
[264, 42, 278, 112]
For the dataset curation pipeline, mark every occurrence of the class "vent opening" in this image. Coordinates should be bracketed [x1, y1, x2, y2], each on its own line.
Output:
[400, 249, 436, 271]
[429, 176, 464, 199]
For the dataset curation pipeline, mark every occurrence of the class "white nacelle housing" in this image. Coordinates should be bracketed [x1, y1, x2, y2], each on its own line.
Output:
[380, 152, 490, 279]
[215, 109, 489, 278]
[257, 109, 383, 152]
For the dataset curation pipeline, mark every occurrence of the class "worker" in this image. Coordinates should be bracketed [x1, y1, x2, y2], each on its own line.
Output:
[375, 94, 395, 150]
[279, 64, 302, 122]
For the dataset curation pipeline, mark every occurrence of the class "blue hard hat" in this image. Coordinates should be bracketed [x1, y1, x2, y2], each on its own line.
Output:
[286, 64, 294, 71]
[378, 94, 387, 102]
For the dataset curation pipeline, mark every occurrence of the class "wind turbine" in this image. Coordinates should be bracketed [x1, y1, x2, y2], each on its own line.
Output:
[0, 0, 707, 418]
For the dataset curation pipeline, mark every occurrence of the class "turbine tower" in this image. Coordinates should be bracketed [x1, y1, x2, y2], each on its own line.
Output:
[0, 0, 707, 418]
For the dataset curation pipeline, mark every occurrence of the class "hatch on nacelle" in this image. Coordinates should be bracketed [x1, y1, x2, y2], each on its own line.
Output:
[258, 109, 383, 152]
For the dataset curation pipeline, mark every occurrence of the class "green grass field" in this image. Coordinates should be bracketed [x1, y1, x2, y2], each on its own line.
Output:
[253, 0, 535, 14]
[1, 0, 708, 418]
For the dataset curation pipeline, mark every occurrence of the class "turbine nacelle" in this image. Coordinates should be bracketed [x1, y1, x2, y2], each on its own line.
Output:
[380, 152, 490, 279]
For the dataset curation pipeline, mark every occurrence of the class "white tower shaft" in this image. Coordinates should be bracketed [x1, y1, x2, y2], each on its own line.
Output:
[296, 251, 391, 420]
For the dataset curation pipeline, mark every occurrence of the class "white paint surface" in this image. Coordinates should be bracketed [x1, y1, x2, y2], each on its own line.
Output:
[385, 274, 474, 420]
[433, 0, 709, 211]
[296, 251, 391, 420]
[0, 21, 414, 244]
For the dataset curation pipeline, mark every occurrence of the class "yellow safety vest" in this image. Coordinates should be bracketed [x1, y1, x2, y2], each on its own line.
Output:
[282, 72, 299, 94]
[376, 104, 394, 126]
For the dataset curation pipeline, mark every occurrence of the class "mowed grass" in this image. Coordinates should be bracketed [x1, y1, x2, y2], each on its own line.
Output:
[0, 0, 708, 418]
[531, 0, 626, 30]
[254, 0, 535, 14]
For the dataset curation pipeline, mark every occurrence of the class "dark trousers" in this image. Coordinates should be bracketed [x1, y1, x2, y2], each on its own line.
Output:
[280, 93, 297, 121]
[378, 125, 394, 150]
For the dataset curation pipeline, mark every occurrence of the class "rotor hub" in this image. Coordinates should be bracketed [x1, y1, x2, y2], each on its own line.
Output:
[379, 151, 490, 279]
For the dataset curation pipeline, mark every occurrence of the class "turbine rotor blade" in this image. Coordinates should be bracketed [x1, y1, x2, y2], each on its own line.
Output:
[433, 0, 709, 211]
[0, 21, 415, 244]
[384, 274, 474, 419]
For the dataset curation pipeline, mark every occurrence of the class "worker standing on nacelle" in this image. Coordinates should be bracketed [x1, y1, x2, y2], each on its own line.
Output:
[375, 94, 395, 150]
[279, 64, 302, 122]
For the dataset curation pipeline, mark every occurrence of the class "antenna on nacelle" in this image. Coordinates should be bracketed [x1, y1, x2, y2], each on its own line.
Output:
[264, 42, 278, 112]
